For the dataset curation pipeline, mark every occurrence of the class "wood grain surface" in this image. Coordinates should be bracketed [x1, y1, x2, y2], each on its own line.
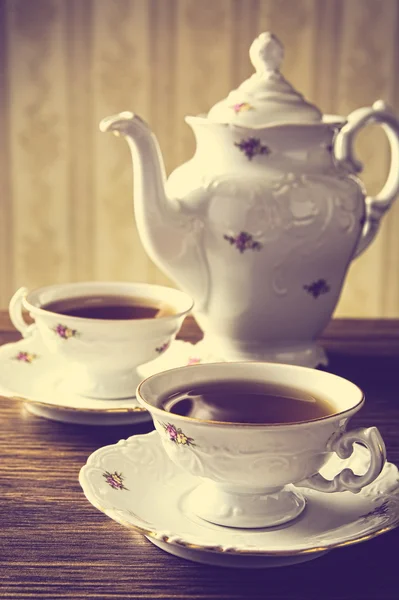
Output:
[1, 313, 399, 599]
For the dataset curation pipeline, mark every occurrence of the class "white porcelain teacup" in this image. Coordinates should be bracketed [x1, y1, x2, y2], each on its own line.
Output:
[137, 362, 386, 529]
[9, 282, 193, 399]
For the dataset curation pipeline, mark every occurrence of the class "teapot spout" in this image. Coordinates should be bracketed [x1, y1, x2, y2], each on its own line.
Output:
[100, 110, 168, 208]
[100, 111, 176, 269]
[100, 112, 210, 309]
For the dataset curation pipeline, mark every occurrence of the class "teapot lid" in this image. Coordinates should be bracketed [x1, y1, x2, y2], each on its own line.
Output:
[207, 32, 322, 126]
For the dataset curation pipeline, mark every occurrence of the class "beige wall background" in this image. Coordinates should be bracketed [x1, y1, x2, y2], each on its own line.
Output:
[0, 0, 399, 316]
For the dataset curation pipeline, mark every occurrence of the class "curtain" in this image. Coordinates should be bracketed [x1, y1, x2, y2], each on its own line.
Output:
[0, 0, 398, 316]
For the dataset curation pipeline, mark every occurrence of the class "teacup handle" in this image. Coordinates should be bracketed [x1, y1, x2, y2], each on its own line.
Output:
[297, 427, 386, 494]
[9, 287, 35, 338]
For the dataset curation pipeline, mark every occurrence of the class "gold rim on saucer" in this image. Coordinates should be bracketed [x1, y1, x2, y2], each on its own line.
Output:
[90, 497, 399, 557]
[10, 395, 147, 414]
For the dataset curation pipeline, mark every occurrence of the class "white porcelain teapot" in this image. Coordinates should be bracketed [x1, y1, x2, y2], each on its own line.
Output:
[100, 32, 399, 367]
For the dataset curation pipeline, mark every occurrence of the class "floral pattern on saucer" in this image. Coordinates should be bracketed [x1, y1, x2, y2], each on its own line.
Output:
[359, 499, 390, 521]
[103, 471, 128, 491]
[79, 432, 399, 564]
[14, 351, 38, 363]
[187, 357, 201, 365]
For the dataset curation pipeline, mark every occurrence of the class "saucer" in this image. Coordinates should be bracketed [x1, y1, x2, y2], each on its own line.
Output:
[0, 333, 221, 425]
[79, 431, 399, 568]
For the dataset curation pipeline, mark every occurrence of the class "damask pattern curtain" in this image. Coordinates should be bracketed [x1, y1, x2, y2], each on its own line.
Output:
[0, 0, 398, 316]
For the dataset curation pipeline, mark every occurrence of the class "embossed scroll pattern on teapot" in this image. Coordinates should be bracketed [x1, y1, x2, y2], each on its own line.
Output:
[101, 32, 399, 367]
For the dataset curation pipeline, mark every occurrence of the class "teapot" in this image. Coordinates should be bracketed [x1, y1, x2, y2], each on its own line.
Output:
[100, 32, 399, 367]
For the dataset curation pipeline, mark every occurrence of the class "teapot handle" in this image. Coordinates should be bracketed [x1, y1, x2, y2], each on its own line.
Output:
[333, 100, 399, 258]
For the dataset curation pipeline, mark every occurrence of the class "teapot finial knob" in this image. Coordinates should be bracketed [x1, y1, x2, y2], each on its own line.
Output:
[250, 32, 284, 74]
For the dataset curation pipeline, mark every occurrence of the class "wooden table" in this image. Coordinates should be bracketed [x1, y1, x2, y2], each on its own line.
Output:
[1, 312, 399, 599]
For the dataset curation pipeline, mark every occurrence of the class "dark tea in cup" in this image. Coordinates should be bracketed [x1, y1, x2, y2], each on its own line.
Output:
[160, 379, 336, 424]
[42, 295, 175, 320]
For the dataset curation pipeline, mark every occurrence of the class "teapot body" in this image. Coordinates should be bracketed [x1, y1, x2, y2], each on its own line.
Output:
[166, 122, 364, 364]
[101, 32, 399, 366]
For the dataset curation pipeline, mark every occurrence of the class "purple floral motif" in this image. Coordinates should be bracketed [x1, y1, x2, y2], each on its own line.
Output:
[14, 351, 38, 363]
[187, 357, 201, 366]
[303, 279, 330, 299]
[155, 341, 170, 354]
[224, 231, 262, 254]
[163, 422, 195, 447]
[165, 422, 178, 441]
[103, 471, 128, 491]
[231, 102, 253, 114]
[234, 137, 270, 160]
[360, 500, 390, 521]
[53, 324, 78, 339]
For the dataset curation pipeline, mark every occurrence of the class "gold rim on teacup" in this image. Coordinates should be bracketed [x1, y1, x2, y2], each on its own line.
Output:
[137, 361, 365, 427]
